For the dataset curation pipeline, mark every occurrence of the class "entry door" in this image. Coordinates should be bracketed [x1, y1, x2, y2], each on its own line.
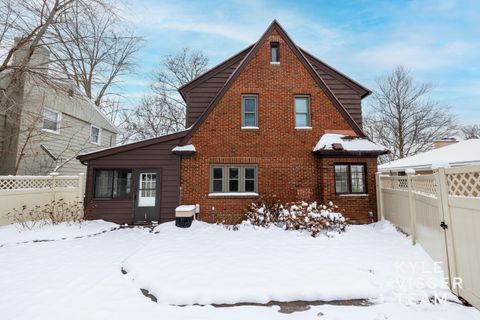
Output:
[134, 170, 160, 223]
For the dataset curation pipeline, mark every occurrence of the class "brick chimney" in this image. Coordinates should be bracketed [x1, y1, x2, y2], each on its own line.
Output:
[433, 138, 457, 149]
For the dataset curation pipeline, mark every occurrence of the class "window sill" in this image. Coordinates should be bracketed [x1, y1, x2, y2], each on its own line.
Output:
[241, 126, 259, 130]
[338, 194, 368, 197]
[42, 128, 60, 134]
[295, 127, 312, 130]
[92, 198, 132, 201]
[208, 192, 259, 198]
[270, 62, 280, 65]
[90, 141, 101, 145]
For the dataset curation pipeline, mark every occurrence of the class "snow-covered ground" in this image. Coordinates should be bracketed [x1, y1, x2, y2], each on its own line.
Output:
[0, 220, 118, 246]
[0, 220, 478, 319]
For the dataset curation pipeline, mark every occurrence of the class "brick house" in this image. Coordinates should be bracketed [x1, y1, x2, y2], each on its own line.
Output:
[78, 21, 388, 225]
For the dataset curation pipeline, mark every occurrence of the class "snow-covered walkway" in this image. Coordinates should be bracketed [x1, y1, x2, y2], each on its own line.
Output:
[0, 220, 478, 319]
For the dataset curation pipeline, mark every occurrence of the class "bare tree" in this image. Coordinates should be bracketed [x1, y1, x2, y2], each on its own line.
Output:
[0, 0, 126, 174]
[0, 0, 82, 174]
[124, 48, 208, 141]
[364, 66, 457, 162]
[460, 124, 480, 140]
[48, 1, 141, 107]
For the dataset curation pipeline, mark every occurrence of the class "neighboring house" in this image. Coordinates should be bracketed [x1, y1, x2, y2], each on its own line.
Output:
[78, 21, 388, 225]
[0, 44, 118, 176]
[379, 139, 480, 174]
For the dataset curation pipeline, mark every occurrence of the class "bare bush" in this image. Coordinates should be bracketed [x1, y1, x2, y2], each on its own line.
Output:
[7, 198, 84, 230]
[245, 200, 348, 237]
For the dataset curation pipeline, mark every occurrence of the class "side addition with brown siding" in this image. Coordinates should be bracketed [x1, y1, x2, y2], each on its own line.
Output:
[78, 131, 186, 224]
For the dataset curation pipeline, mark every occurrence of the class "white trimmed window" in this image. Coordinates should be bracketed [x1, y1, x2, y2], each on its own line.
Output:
[90, 125, 101, 144]
[294, 96, 310, 128]
[210, 164, 257, 193]
[42, 108, 60, 133]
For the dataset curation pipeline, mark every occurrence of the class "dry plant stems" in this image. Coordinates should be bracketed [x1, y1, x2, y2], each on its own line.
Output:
[7, 198, 84, 230]
[245, 199, 349, 237]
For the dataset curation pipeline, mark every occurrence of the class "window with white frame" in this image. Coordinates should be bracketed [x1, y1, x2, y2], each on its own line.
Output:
[210, 164, 257, 193]
[242, 96, 258, 127]
[42, 108, 60, 132]
[90, 125, 101, 144]
[294, 96, 310, 128]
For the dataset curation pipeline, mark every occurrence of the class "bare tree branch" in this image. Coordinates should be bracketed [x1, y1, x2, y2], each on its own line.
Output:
[123, 48, 208, 141]
[364, 65, 457, 163]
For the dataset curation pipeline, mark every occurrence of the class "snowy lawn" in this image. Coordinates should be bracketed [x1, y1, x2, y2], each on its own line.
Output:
[123, 221, 455, 305]
[0, 220, 118, 246]
[0, 220, 478, 319]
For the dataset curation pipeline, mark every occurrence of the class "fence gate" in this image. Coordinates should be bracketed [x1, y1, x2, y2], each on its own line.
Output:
[376, 166, 480, 309]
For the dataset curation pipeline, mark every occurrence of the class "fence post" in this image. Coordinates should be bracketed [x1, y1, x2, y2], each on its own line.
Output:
[436, 167, 458, 293]
[49, 172, 59, 204]
[375, 172, 384, 220]
[407, 172, 416, 245]
[78, 173, 85, 201]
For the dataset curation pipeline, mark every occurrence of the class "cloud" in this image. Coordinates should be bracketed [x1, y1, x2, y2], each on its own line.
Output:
[354, 40, 471, 71]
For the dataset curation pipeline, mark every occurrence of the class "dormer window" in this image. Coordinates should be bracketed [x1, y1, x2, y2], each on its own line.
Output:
[270, 42, 279, 63]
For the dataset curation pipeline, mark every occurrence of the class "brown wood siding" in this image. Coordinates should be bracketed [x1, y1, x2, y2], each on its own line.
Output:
[83, 137, 183, 224]
[186, 51, 248, 127]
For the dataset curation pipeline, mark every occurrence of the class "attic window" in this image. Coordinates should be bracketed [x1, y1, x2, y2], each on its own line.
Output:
[270, 42, 279, 63]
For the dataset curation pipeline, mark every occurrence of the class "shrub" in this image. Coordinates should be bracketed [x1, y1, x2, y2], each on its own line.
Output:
[7, 198, 84, 230]
[245, 200, 348, 237]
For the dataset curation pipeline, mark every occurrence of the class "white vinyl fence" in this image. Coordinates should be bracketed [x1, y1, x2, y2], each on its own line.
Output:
[376, 166, 480, 309]
[0, 173, 84, 226]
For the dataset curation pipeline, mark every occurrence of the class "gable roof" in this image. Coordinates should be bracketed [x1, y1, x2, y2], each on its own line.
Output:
[178, 45, 254, 102]
[181, 20, 367, 145]
[77, 130, 188, 162]
[299, 49, 371, 98]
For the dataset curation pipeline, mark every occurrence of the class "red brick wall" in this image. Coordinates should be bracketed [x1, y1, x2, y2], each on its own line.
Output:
[318, 156, 378, 224]
[181, 30, 377, 224]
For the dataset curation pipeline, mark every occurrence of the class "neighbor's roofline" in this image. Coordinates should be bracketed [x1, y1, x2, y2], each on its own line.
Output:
[379, 159, 480, 172]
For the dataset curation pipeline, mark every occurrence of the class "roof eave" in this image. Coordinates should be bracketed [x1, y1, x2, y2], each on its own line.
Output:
[77, 130, 189, 162]
[314, 149, 390, 157]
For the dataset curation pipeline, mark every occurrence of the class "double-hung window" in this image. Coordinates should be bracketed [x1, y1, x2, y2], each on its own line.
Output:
[294, 96, 310, 128]
[210, 165, 257, 194]
[42, 108, 60, 133]
[334, 164, 366, 194]
[94, 169, 132, 199]
[242, 96, 258, 128]
[90, 125, 101, 144]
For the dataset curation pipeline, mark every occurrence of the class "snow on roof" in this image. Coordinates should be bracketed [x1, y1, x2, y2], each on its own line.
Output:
[313, 134, 388, 152]
[379, 139, 480, 172]
[172, 144, 196, 153]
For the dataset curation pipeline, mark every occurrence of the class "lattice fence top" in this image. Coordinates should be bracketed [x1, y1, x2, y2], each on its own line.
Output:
[446, 171, 480, 197]
[380, 176, 409, 190]
[0, 176, 79, 190]
[411, 176, 437, 196]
